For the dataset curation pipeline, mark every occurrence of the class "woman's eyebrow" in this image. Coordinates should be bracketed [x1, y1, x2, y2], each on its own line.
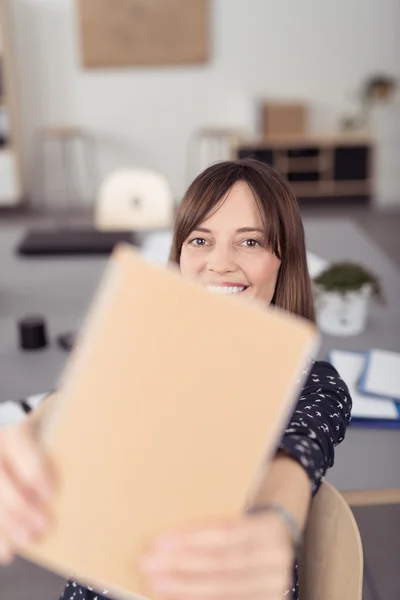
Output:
[191, 227, 264, 234]
[192, 227, 212, 233]
[236, 227, 264, 234]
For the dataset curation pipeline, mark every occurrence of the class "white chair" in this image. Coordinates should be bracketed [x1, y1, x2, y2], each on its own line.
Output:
[95, 168, 174, 231]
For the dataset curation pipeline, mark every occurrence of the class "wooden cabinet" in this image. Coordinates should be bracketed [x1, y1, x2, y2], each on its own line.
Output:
[233, 134, 374, 201]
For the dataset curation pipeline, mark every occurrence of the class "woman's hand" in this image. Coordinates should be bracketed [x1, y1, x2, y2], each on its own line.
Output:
[141, 511, 294, 600]
[0, 420, 54, 565]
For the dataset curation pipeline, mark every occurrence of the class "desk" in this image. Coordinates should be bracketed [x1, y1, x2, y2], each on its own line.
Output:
[0, 220, 399, 491]
[303, 219, 400, 492]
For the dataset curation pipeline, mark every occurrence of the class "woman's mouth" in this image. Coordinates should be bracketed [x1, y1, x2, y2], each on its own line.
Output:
[206, 285, 248, 295]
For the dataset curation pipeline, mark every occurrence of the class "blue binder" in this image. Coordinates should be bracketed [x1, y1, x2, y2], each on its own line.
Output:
[328, 349, 400, 430]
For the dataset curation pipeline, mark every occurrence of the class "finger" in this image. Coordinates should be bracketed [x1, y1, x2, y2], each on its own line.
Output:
[147, 572, 286, 600]
[0, 540, 13, 567]
[2, 424, 54, 502]
[0, 510, 34, 548]
[142, 547, 288, 577]
[154, 520, 258, 551]
[0, 465, 48, 539]
[0, 468, 46, 529]
[152, 518, 276, 564]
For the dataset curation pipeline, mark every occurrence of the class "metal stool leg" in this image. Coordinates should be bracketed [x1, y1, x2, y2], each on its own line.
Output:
[61, 136, 76, 211]
[34, 131, 49, 212]
[82, 133, 98, 205]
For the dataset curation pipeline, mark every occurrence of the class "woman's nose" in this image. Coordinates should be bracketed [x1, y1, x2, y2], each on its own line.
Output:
[207, 245, 237, 274]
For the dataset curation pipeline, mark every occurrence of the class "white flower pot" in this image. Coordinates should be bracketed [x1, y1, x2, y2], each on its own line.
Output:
[314, 284, 372, 336]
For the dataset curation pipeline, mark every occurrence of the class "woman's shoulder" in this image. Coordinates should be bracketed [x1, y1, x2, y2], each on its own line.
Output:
[302, 359, 349, 392]
[309, 360, 340, 377]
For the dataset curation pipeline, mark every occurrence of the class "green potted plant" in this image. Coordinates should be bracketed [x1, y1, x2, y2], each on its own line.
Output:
[340, 73, 397, 131]
[313, 262, 384, 336]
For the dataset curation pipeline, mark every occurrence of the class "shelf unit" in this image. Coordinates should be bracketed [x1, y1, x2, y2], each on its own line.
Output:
[232, 134, 374, 201]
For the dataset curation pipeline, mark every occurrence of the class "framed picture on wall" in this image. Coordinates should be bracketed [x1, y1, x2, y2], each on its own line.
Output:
[76, 0, 210, 68]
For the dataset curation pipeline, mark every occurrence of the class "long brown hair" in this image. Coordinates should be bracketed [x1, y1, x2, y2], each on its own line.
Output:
[169, 159, 315, 322]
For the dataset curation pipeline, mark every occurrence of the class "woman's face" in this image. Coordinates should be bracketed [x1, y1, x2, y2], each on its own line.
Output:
[180, 181, 281, 304]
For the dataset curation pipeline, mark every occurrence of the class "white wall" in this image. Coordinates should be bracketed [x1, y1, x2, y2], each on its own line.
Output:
[10, 0, 400, 205]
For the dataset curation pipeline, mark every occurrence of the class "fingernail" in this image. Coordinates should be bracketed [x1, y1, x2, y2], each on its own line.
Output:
[155, 536, 178, 549]
[0, 551, 13, 566]
[11, 527, 31, 546]
[152, 579, 171, 593]
[39, 480, 53, 501]
[140, 556, 163, 571]
[31, 512, 47, 533]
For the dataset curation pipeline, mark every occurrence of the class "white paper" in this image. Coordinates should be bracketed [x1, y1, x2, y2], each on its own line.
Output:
[25, 392, 49, 411]
[361, 349, 400, 401]
[0, 393, 48, 426]
[0, 401, 26, 426]
[306, 251, 329, 279]
[140, 230, 173, 265]
[330, 350, 399, 420]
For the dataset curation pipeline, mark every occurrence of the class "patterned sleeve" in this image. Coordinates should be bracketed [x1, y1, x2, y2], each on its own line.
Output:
[278, 360, 352, 495]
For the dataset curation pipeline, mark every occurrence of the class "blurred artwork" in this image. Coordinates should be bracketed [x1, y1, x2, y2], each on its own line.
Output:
[77, 0, 210, 68]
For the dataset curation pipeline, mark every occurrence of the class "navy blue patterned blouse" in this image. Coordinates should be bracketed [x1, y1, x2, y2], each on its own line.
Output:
[59, 360, 352, 600]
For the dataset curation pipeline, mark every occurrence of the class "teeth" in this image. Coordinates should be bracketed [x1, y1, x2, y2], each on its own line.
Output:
[207, 285, 246, 295]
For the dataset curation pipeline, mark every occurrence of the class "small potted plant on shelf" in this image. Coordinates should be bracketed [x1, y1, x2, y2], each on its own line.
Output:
[313, 262, 385, 336]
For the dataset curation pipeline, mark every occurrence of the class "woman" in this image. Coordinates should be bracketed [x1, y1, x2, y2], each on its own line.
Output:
[0, 159, 351, 600]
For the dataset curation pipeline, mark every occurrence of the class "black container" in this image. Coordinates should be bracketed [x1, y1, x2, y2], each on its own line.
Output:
[18, 316, 48, 350]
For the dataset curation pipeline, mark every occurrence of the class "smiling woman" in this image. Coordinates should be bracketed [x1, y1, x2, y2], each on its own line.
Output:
[179, 181, 281, 302]
[0, 159, 352, 600]
[170, 159, 315, 320]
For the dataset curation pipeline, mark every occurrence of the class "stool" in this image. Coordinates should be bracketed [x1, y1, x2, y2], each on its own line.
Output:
[35, 125, 97, 212]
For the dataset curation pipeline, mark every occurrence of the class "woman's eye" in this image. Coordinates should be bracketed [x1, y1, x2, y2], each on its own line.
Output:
[241, 238, 262, 248]
[189, 237, 208, 247]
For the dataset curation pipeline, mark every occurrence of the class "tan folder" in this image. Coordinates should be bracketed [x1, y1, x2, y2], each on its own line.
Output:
[20, 243, 318, 599]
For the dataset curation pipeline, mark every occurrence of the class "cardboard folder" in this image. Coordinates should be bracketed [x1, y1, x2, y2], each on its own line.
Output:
[20, 244, 318, 599]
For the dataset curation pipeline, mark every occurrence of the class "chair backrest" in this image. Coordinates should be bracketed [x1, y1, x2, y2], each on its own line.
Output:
[298, 481, 363, 600]
[95, 168, 174, 231]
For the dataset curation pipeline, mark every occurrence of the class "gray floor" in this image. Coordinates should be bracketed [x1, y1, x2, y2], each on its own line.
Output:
[0, 204, 400, 600]
[354, 503, 400, 600]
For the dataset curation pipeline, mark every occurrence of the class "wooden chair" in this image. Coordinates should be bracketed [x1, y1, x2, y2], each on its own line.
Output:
[298, 481, 363, 600]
